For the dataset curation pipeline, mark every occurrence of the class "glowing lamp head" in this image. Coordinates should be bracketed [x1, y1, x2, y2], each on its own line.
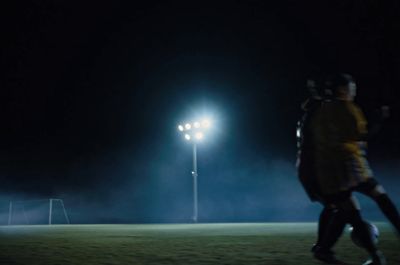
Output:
[193, 121, 200, 128]
[185, 123, 192, 130]
[296, 128, 301, 138]
[195, 132, 204, 140]
[184, 134, 191, 141]
[178, 125, 184, 131]
[202, 119, 211, 128]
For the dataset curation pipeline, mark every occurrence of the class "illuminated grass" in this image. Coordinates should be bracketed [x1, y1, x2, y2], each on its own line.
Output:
[0, 223, 399, 265]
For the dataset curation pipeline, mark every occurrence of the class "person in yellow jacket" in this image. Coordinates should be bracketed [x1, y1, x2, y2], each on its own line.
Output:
[313, 80, 372, 195]
[307, 74, 400, 265]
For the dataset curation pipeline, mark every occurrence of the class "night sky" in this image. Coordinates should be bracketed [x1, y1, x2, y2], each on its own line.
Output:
[1, 1, 400, 223]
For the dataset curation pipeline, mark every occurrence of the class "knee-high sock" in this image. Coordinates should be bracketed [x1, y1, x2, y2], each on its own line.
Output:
[316, 207, 332, 246]
[374, 194, 400, 234]
[318, 208, 346, 251]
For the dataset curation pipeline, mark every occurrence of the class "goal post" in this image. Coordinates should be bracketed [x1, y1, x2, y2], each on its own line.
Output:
[8, 198, 70, 225]
[8, 201, 12, 225]
[58, 199, 70, 224]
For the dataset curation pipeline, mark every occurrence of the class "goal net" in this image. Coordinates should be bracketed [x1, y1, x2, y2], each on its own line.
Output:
[8, 199, 70, 225]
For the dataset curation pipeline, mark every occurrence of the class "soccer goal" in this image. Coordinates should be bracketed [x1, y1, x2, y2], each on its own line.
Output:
[8, 198, 70, 225]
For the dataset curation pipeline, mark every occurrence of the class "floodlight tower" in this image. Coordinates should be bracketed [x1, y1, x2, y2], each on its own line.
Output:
[177, 119, 211, 223]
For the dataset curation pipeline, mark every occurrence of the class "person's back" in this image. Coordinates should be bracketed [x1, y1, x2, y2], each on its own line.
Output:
[312, 97, 372, 195]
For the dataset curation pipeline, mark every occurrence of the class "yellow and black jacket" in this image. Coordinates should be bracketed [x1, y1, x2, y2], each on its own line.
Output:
[312, 100, 373, 195]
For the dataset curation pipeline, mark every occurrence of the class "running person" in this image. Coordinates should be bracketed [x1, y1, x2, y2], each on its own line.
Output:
[298, 74, 400, 264]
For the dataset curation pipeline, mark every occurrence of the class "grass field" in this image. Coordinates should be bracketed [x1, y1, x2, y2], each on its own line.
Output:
[0, 223, 399, 265]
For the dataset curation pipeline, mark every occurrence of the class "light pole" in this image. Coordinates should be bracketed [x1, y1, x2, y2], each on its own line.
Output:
[178, 119, 211, 223]
[192, 143, 198, 222]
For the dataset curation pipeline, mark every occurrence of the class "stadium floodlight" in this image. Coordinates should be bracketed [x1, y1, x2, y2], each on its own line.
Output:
[177, 117, 212, 223]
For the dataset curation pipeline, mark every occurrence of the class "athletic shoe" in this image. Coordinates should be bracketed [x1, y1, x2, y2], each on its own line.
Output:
[362, 251, 387, 265]
[313, 247, 347, 265]
[311, 244, 335, 255]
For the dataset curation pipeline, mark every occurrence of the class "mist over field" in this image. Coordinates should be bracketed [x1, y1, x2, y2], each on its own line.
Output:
[1, 147, 399, 224]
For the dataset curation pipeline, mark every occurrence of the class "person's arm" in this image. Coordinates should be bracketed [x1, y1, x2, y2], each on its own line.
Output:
[366, 106, 390, 140]
[347, 103, 368, 141]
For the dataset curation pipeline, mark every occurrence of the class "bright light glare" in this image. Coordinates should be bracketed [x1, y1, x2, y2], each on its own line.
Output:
[178, 125, 184, 131]
[185, 123, 192, 130]
[195, 132, 204, 140]
[193, 121, 200, 128]
[202, 119, 211, 128]
[185, 134, 191, 140]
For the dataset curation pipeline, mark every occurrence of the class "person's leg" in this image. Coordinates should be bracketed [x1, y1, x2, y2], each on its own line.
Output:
[315, 206, 334, 248]
[313, 209, 347, 264]
[356, 179, 400, 235]
[315, 206, 346, 251]
[337, 196, 386, 265]
[315, 193, 386, 265]
[312, 195, 348, 264]
[316, 194, 352, 252]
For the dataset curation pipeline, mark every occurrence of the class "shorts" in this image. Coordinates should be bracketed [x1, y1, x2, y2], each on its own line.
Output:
[321, 178, 379, 205]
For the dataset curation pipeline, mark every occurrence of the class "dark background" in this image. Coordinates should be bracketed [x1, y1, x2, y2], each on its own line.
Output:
[1, 1, 399, 223]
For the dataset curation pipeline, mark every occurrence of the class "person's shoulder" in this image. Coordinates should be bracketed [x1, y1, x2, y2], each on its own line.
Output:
[302, 98, 323, 110]
[331, 99, 358, 111]
[318, 99, 334, 110]
[346, 101, 360, 108]
[345, 101, 363, 113]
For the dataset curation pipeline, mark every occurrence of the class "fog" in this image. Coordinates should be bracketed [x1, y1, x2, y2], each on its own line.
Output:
[1, 142, 399, 225]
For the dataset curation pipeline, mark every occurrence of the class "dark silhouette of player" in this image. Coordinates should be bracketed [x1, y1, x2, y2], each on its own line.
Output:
[297, 74, 400, 265]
